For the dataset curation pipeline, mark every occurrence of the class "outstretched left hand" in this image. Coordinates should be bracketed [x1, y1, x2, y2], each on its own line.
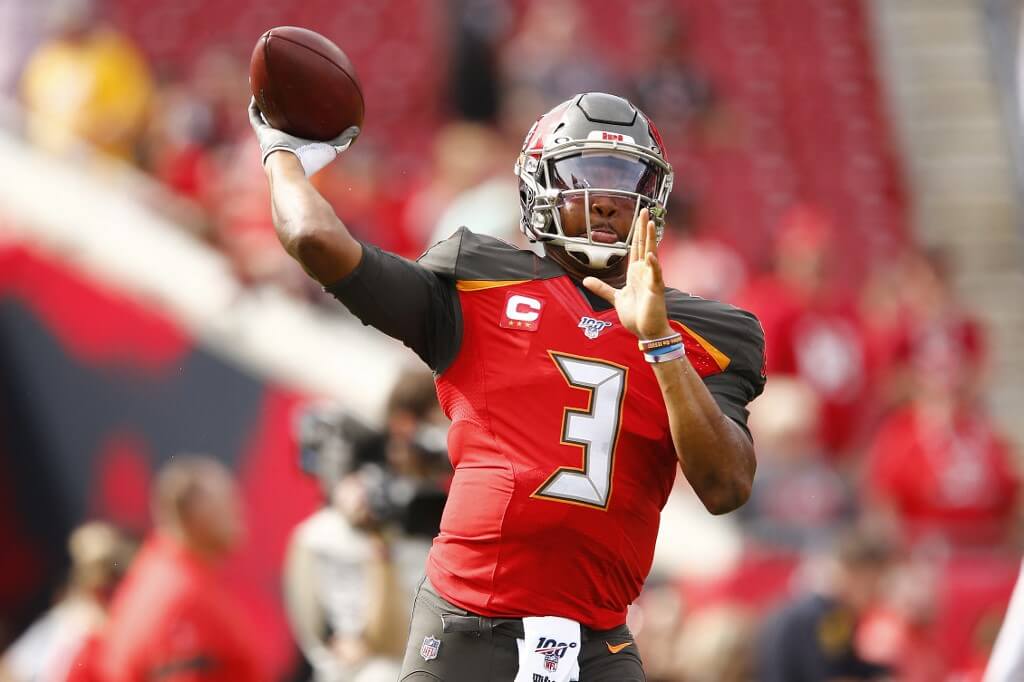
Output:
[583, 208, 674, 340]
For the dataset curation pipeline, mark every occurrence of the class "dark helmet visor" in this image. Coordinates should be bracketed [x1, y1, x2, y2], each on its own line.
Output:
[548, 153, 662, 198]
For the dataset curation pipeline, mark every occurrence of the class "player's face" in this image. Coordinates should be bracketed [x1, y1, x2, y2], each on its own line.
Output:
[557, 193, 635, 243]
[550, 153, 661, 244]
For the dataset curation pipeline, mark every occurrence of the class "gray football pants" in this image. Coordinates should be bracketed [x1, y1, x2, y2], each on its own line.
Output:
[398, 578, 645, 681]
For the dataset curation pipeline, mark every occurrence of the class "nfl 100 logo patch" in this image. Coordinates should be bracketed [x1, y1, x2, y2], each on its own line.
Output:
[534, 636, 576, 673]
[578, 316, 613, 339]
[420, 635, 441, 661]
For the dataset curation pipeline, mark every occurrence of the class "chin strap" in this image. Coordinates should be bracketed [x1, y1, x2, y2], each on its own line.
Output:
[563, 242, 627, 269]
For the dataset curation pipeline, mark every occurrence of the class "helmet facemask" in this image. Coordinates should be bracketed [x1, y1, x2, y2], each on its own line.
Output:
[517, 138, 673, 270]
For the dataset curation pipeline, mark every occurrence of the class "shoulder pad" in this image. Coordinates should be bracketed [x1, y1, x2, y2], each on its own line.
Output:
[665, 288, 766, 381]
[417, 227, 564, 282]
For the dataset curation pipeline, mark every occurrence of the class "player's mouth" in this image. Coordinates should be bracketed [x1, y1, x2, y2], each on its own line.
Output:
[590, 224, 621, 244]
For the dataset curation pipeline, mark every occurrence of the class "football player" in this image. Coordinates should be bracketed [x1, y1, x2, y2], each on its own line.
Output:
[251, 92, 765, 682]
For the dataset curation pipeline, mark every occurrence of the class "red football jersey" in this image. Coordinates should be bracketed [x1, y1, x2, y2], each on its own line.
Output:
[413, 229, 765, 628]
[94, 534, 269, 682]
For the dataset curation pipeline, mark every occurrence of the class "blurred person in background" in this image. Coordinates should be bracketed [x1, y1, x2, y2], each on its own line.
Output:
[675, 605, 756, 682]
[756, 528, 895, 682]
[286, 368, 450, 675]
[633, 586, 755, 682]
[140, 47, 250, 208]
[628, 5, 718, 153]
[400, 121, 510, 250]
[90, 455, 267, 682]
[862, 347, 1019, 550]
[500, 0, 619, 113]
[630, 583, 687, 681]
[283, 368, 450, 682]
[856, 559, 948, 682]
[737, 204, 874, 457]
[350, 367, 453, 530]
[425, 124, 524, 250]
[740, 377, 854, 552]
[283, 473, 408, 682]
[882, 247, 987, 408]
[20, 0, 152, 162]
[0, 522, 133, 682]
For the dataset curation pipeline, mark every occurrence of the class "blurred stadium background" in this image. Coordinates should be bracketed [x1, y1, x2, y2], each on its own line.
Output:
[2, 0, 1024, 680]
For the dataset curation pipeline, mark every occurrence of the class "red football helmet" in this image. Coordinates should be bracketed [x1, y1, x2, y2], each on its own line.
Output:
[514, 93, 673, 269]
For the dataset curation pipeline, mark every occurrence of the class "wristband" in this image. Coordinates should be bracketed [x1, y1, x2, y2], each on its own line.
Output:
[644, 343, 686, 363]
[638, 333, 683, 353]
[646, 342, 683, 357]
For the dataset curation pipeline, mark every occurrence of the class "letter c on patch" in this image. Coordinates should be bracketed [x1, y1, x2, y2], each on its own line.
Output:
[506, 295, 542, 322]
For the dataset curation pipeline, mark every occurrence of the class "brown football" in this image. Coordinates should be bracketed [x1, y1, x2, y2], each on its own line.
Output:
[250, 26, 364, 141]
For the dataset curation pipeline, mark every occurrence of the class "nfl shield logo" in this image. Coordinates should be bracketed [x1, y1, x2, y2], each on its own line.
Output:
[544, 651, 559, 672]
[420, 635, 441, 661]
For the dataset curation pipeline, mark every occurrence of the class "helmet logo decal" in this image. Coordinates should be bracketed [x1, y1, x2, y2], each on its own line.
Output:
[587, 131, 635, 144]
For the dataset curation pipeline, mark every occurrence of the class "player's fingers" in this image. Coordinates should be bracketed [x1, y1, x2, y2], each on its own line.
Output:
[636, 207, 649, 259]
[645, 219, 657, 257]
[647, 251, 664, 289]
[583, 276, 617, 303]
[629, 214, 640, 263]
[248, 97, 267, 130]
[331, 125, 361, 149]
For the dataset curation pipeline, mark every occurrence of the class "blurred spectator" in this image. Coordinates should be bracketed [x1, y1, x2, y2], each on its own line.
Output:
[634, 586, 756, 682]
[737, 204, 874, 456]
[631, 583, 687, 681]
[141, 79, 218, 205]
[427, 169, 523, 248]
[870, 247, 988, 408]
[740, 378, 854, 551]
[426, 123, 523, 248]
[20, 0, 152, 161]
[500, 0, 619, 120]
[283, 473, 407, 682]
[91, 455, 268, 682]
[447, 0, 511, 123]
[628, 5, 717, 151]
[857, 560, 948, 682]
[207, 141, 315, 296]
[862, 360, 1020, 549]
[400, 121, 508, 251]
[284, 368, 450, 681]
[756, 528, 894, 682]
[0, 522, 133, 682]
[349, 367, 451, 567]
[187, 48, 250, 149]
[676, 606, 757, 682]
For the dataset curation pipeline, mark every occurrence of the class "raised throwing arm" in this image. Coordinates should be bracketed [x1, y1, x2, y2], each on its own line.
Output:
[249, 99, 362, 285]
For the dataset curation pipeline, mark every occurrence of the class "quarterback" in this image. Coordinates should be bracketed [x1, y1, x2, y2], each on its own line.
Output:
[251, 92, 765, 681]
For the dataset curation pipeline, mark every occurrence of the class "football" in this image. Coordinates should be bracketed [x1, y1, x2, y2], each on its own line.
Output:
[250, 26, 365, 141]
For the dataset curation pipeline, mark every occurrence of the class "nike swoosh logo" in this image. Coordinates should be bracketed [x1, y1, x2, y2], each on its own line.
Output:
[606, 641, 632, 654]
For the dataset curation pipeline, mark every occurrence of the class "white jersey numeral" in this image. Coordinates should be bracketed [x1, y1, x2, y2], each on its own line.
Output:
[534, 353, 628, 509]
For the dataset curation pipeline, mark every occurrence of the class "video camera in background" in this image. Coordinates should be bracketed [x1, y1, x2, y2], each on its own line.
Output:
[296, 405, 449, 539]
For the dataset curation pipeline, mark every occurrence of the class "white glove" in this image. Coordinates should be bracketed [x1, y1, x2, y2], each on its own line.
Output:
[248, 98, 360, 177]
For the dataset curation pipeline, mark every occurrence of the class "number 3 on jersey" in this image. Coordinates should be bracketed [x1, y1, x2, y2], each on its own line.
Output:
[533, 352, 628, 509]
